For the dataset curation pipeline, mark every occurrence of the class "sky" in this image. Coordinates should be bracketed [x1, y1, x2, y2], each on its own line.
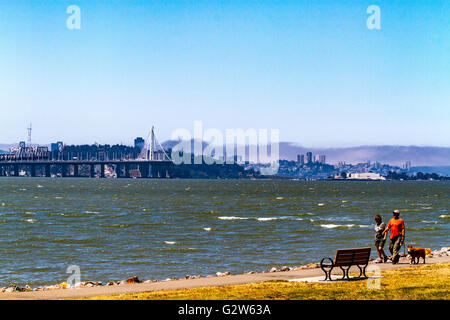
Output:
[0, 0, 449, 147]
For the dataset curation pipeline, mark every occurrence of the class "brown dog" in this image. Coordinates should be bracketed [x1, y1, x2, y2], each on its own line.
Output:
[407, 246, 426, 264]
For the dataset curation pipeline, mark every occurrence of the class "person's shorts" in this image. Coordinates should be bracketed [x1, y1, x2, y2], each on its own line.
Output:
[374, 239, 386, 249]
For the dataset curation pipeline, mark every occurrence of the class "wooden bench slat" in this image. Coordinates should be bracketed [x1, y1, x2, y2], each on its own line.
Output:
[333, 247, 371, 267]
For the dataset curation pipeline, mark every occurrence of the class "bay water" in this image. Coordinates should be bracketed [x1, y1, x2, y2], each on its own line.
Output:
[0, 178, 448, 287]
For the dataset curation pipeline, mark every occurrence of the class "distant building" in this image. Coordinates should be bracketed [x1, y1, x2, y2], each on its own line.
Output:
[347, 172, 386, 180]
[306, 152, 313, 164]
[134, 137, 145, 151]
[319, 155, 326, 164]
[297, 154, 305, 165]
[314, 154, 321, 163]
[403, 161, 411, 171]
[51, 141, 64, 153]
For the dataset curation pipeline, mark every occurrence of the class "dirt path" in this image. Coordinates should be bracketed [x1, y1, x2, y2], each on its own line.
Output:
[2, 256, 449, 300]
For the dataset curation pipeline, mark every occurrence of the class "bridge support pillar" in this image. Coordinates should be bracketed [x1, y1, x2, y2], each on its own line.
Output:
[139, 163, 150, 178]
[30, 165, 36, 177]
[100, 164, 105, 178]
[116, 164, 122, 178]
[62, 164, 67, 177]
[90, 165, 95, 178]
[45, 164, 51, 177]
[125, 164, 130, 178]
[74, 164, 79, 177]
[14, 164, 19, 177]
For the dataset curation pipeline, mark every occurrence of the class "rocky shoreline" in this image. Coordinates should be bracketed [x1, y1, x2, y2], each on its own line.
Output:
[2, 246, 449, 294]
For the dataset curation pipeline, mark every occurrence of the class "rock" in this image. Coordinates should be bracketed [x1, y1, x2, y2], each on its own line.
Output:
[106, 281, 116, 286]
[51, 285, 60, 290]
[216, 271, 230, 277]
[143, 280, 156, 284]
[81, 281, 92, 287]
[247, 271, 255, 274]
[269, 267, 277, 273]
[185, 275, 191, 279]
[280, 266, 291, 272]
[120, 276, 141, 285]
[4, 285, 32, 293]
[293, 266, 304, 270]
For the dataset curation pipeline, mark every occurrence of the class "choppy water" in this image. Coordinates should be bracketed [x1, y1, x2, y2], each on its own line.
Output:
[0, 178, 448, 287]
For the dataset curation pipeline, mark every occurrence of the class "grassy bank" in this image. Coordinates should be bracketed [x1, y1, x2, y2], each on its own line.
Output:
[82, 263, 450, 300]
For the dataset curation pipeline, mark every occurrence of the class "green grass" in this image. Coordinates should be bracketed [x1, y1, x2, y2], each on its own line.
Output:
[82, 263, 450, 300]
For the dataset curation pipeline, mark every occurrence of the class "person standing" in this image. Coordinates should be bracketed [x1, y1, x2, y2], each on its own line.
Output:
[374, 215, 387, 263]
[383, 210, 406, 264]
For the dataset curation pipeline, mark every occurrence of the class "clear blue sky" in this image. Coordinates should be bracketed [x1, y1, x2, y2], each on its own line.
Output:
[0, 0, 449, 147]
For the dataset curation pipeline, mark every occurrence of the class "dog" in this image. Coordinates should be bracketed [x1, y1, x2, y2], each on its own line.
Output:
[407, 246, 426, 264]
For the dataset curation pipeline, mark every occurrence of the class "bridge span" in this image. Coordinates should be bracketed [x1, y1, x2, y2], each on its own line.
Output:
[0, 159, 174, 178]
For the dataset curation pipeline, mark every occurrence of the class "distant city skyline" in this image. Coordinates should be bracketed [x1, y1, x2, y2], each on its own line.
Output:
[0, 0, 449, 147]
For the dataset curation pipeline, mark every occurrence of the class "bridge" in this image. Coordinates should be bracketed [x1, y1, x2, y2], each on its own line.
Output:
[0, 127, 175, 178]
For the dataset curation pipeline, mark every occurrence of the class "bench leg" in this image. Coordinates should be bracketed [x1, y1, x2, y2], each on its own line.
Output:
[320, 258, 334, 281]
[320, 266, 333, 281]
[357, 265, 368, 278]
[339, 266, 351, 280]
[362, 265, 368, 278]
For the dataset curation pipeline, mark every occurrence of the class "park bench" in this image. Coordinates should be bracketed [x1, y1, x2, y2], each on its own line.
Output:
[320, 247, 371, 281]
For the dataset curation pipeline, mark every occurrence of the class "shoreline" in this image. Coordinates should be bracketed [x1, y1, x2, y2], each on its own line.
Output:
[1, 247, 449, 300]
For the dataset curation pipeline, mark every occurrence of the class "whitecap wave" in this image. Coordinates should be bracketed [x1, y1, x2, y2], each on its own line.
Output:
[257, 217, 277, 221]
[203, 227, 212, 231]
[164, 241, 176, 245]
[439, 215, 449, 218]
[321, 224, 342, 229]
[218, 216, 248, 220]
[321, 224, 367, 229]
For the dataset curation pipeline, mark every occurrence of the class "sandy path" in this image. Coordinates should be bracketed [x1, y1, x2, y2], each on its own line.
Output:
[2, 255, 449, 300]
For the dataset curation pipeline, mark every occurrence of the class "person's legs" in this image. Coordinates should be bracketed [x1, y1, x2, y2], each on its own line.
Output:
[389, 238, 394, 256]
[375, 240, 382, 261]
[380, 247, 387, 262]
[392, 236, 402, 264]
[379, 239, 387, 262]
